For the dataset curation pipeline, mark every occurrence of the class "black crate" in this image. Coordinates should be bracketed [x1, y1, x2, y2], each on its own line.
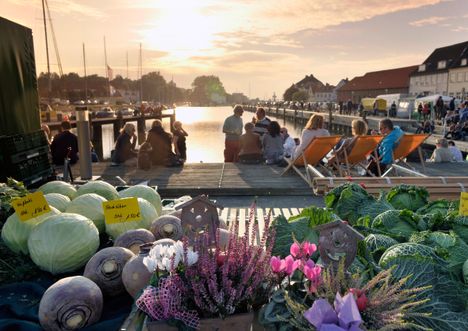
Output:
[22, 168, 54, 188]
[0, 144, 50, 165]
[5, 152, 52, 182]
[0, 130, 48, 156]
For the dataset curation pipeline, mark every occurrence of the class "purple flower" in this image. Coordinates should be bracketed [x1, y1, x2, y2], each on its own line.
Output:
[304, 293, 363, 331]
[270, 256, 282, 273]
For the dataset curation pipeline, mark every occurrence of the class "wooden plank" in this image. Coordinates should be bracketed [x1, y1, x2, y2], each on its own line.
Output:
[282, 208, 292, 219]
[256, 208, 265, 242]
[290, 208, 300, 216]
[238, 208, 247, 237]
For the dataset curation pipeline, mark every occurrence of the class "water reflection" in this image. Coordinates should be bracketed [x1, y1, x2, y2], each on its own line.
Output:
[101, 106, 307, 162]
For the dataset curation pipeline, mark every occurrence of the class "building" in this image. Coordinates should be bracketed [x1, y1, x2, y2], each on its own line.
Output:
[337, 65, 418, 104]
[313, 84, 336, 102]
[409, 41, 468, 98]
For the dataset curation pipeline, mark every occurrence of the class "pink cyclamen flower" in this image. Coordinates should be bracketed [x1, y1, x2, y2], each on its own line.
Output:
[281, 255, 300, 276]
[303, 262, 322, 282]
[270, 256, 282, 273]
[290, 242, 301, 258]
[302, 242, 317, 257]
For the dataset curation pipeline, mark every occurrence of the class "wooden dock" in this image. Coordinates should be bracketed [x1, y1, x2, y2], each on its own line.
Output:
[70, 162, 311, 196]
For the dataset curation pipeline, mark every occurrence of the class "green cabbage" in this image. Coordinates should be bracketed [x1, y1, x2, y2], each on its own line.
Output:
[28, 213, 100, 274]
[325, 183, 393, 224]
[371, 209, 421, 241]
[76, 181, 119, 201]
[38, 181, 77, 200]
[379, 243, 468, 331]
[118, 185, 162, 216]
[65, 193, 107, 233]
[385, 184, 429, 211]
[105, 198, 158, 239]
[363, 234, 398, 261]
[44, 193, 71, 212]
[1, 207, 60, 255]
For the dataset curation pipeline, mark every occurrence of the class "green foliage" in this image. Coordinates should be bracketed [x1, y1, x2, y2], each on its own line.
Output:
[283, 84, 299, 101]
[0, 178, 29, 224]
[190, 75, 227, 105]
[364, 234, 399, 262]
[386, 185, 429, 211]
[291, 90, 308, 102]
[371, 209, 421, 241]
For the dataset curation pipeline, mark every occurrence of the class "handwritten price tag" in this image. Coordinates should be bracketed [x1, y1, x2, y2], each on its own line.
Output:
[460, 192, 468, 216]
[12, 191, 51, 221]
[103, 197, 141, 224]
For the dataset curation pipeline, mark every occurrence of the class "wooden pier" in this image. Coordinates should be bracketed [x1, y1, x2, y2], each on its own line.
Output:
[244, 106, 468, 153]
[44, 109, 176, 159]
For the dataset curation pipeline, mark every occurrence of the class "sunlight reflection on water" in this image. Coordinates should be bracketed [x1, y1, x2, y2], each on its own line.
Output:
[101, 106, 306, 162]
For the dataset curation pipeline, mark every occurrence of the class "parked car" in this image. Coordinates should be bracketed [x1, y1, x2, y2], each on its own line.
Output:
[95, 107, 116, 118]
[116, 107, 135, 117]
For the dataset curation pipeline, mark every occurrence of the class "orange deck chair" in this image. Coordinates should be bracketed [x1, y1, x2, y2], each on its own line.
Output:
[281, 135, 342, 185]
[382, 134, 430, 177]
[334, 135, 384, 177]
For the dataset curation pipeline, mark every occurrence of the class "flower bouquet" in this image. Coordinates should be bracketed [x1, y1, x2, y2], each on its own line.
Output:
[136, 205, 275, 330]
[260, 241, 430, 331]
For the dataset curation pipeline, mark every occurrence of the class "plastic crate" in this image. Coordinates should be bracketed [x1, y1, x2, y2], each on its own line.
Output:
[5, 152, 52, 182]
[2, 144, 50, 164]
[0, 130, 48, 155]
[22, 168, 54, 187]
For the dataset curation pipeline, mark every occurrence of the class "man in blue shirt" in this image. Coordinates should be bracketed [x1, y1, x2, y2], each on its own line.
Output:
[367, 118, 404, 176]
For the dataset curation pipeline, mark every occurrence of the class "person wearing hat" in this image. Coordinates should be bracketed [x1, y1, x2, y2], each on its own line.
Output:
[222, 105, 244, 162]
[429, 138, 455, 162]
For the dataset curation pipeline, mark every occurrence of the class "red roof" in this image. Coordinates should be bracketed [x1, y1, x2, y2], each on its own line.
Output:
[339, 65, 418, 91]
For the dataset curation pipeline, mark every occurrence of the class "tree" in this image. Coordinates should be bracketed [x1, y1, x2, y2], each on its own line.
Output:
[292, 90, 309, 102]
[190, 75, 227, 105]
[283, 84, 299, 101]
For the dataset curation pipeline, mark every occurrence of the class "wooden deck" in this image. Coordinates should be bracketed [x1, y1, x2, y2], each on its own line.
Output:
[70, 162, 311, 196]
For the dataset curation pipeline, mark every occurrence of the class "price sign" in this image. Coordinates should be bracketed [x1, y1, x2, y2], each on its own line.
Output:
[103, 197, 141, 224]
[12, 191, 51, 221]
[460, 192, 468, 216]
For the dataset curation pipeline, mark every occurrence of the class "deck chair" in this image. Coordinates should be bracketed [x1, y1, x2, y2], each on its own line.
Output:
[281, 135, 342, 185]
[382, 134, 430, 177]
[334, 135, 384, 177]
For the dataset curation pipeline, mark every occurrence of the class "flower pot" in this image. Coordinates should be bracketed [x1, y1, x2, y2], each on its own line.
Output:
[198, 312, 254, 331]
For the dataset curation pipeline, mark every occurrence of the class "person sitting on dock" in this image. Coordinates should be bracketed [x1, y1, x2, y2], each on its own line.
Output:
[366, 118, 404, 176]
[448, 140, 463, 162]
[238, 122, 263, 164]
[50, 120, 79, 165]
[327, 119, 368, 166]
[262, 121, 284, 165]
[252, 107, 271, 136]
[293, 114, 330, 159]
[281, 127, 296, 158]
[111, 122, 137, 165]
[172, 121, 188, 162]
[223, 105, 244, 162]
[429, 138, 455, 162]
[415, 120, 434, 134]
[147, 119, 181, 166]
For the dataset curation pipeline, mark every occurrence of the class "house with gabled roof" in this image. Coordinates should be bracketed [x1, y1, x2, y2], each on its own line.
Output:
[337, 65, 418, 104]
[409, 41, 468, 98]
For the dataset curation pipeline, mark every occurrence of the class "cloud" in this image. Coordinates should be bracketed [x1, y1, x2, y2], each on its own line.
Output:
[5, 0, 105, 18]
[409, 16, 451, 27]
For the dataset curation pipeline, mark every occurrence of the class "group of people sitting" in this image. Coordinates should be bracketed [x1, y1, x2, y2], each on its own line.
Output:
[222, 106, 301, 165]
[111, 119, 188, 169]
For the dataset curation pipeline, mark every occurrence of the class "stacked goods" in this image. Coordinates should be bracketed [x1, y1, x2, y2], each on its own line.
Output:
[0, 130, 52, 186]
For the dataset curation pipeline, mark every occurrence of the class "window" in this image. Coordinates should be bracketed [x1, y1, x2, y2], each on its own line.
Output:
[437, 60, 446, 69]
[450, 73, 456, 83]
[458, 73, 463, 82]
[465, 72, 468, 81]
[461, 58, 467, 66]
[418, 64, 426, 72]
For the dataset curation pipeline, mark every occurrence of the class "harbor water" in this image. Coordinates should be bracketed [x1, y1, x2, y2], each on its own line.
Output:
[100, 106, 307, 162]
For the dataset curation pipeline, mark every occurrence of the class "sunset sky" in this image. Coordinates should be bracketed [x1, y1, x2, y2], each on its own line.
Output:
[2, 0, 468, 99]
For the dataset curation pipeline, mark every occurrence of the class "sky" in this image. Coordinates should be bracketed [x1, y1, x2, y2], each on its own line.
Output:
[2, 0, 468, 99]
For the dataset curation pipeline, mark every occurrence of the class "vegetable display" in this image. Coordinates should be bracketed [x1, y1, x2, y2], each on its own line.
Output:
[65, 193, 107, 233]
[38, 180, 77, 200]
[118, 185, 162, 216]
[122, 243, 154, 298]
[1, 206, 60, 255]
[44, 193, 71, 212]
[76, 180, 119, 201]
[114, 229, 155, 254]
[385, 184, 429, 211]
[149, 215, 183, 240]
[84, 246, 135, 296]
[38, 276, 103, 331]
[28, 213, 100, 274]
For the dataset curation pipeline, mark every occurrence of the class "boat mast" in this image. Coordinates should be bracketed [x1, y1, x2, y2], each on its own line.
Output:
[41, 0, 51, 102]
[139, 43, 143, 103]
[83, 43, 88, 101]
[104, 36, 110, 99]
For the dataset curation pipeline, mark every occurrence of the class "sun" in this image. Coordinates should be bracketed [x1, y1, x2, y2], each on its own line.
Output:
[141, 1, 218, 61]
